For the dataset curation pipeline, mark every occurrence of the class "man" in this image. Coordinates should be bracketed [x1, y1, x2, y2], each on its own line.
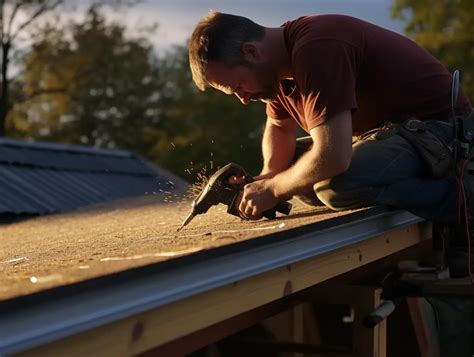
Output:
[188, 12, 474, 355]
[188, 12, 471, 221]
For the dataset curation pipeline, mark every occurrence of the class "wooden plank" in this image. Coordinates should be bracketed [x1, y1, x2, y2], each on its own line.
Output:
[142, 294, 298, 356]
[301, 303, 322, 346]
[352, 286, 387, 357]
[292, 304, 304, 357]
[303, 283, 389, 357]
[406, 297, 440, 357]
[19, 222, 428, 357]
[260, 302, 321, 357]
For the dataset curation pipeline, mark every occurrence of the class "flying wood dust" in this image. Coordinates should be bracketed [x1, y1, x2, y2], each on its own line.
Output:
[186, 164, 221, 200]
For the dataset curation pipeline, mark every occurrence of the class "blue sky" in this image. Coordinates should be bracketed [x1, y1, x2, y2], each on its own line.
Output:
[89, 0, 406, 53]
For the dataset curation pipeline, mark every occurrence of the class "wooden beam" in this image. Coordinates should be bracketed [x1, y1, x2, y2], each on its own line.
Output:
[303, 283, 389, 357]
[406, 297, 440, 357]
[19, 222, 429, 357]
[140, 294, 299, 356]
[292, 304, 305, 357]
[352, 286, 387, 357]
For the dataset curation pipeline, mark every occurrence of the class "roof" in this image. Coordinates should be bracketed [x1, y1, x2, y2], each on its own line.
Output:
[0, 194, 423, 355]
[0, 138, 187, 216]
[0, 196, 353, 301]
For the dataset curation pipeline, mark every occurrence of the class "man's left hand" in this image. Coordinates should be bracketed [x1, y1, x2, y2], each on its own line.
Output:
[238, 179, 279, 220]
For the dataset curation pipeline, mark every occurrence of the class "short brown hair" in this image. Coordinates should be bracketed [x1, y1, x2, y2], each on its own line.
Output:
[188, 12, 265, 91]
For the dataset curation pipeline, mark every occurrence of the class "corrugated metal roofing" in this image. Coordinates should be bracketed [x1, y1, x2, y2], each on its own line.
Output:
[0, 138, 187, 216]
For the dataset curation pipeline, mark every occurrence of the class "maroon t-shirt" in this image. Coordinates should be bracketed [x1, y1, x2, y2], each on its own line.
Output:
[266, 15, 472, 135]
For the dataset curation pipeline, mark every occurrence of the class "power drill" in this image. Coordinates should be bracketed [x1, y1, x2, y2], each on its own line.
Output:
[177, 163, 292, 231]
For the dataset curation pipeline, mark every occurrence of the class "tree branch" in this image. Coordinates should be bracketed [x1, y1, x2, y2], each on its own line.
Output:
[0, 1, 3, 44]
[6, 2, 22, 41]
[0, 0, 5, 45]
[15, 87, 69, 105]
[10, 0, 62, 42]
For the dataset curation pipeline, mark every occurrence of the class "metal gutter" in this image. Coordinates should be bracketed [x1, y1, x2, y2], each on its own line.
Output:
[0, 208, 423, 355]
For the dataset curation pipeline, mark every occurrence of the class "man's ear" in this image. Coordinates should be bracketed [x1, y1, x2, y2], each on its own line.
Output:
[241, 42, 262, 63]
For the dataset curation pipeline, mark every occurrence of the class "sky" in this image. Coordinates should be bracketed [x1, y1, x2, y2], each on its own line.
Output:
[68, 0, 406, 53]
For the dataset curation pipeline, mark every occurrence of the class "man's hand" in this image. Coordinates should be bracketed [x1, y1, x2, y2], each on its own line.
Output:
[238, 179, 279, 220]
[228, 175, 279, 220]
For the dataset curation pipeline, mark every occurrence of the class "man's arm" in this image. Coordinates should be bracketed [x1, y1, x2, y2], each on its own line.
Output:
[271, 110, 352, 197]
[238, 110, 352, 219]
[258, 116, 297, 179]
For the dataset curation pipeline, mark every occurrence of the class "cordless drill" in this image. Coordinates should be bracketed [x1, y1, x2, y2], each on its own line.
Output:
[177, 163, 292, 231]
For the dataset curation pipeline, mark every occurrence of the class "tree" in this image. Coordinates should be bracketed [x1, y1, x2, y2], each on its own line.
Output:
[392, 0, 474, 102]
[1, 0, 63, 136]
[9, 8, 266, 179]
[0, 0, 137, 137]
[9, 6, 165, 151]
[149, 46, 265, 179]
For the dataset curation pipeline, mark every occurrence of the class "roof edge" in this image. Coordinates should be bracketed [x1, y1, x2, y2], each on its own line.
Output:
[0, 137, 131, 158]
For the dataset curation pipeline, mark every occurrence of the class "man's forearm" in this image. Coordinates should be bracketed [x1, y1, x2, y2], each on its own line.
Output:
[270, 111, 353, 199]
[271, 147, 338, 198]
[260, 118, 296, 176]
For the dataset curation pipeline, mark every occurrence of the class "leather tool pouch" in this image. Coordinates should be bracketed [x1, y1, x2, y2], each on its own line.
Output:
[396, 119, 454, 178]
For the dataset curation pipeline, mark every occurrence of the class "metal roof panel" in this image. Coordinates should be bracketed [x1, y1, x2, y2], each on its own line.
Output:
[0, 139, 185, 216]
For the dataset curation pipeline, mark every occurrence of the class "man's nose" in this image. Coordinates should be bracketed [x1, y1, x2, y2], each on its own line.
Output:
[235, 91, 250, 105]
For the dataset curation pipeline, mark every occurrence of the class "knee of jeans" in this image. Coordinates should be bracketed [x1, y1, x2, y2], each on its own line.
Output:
[313, 179, 362, 211]
[313, 180, 346, 211]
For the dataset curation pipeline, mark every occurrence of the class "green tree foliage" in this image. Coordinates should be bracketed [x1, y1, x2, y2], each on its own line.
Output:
[9, 7, 164, 147]
[8, 7, 266, 180]
[1, 0, 136, 136]
[392, 0, 474, 102]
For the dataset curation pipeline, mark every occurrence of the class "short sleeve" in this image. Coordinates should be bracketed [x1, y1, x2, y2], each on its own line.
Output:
[266, 100, 290, 120]
[294, 40, 359, 130]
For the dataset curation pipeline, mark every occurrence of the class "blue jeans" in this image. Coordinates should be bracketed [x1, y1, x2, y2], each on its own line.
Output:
[306, 120, 457, 222]
[297, 120, 474, 356]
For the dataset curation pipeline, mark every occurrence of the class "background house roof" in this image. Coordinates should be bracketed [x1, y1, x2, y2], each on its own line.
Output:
[0, 138, 188, 217]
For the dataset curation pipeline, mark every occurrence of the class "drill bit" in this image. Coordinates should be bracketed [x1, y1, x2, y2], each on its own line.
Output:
[177, 210, 195, 232]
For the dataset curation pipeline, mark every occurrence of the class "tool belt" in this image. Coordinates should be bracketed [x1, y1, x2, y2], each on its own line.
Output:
[371, 118, 459, 179]
[396, 119, 454, 178]
[390, 110, 474, 178]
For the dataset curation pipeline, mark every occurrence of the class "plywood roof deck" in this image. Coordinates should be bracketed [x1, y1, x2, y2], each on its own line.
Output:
[0, 195, 354, 301]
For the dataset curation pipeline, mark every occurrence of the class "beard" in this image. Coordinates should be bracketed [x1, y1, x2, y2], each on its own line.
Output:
[247, 62, 280, 103]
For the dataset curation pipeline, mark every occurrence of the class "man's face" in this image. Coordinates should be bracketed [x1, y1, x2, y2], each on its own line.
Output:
[206, 61, 280, 105]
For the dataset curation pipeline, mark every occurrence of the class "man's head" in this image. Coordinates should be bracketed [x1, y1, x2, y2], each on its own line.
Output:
[188, 12, 280, 104]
